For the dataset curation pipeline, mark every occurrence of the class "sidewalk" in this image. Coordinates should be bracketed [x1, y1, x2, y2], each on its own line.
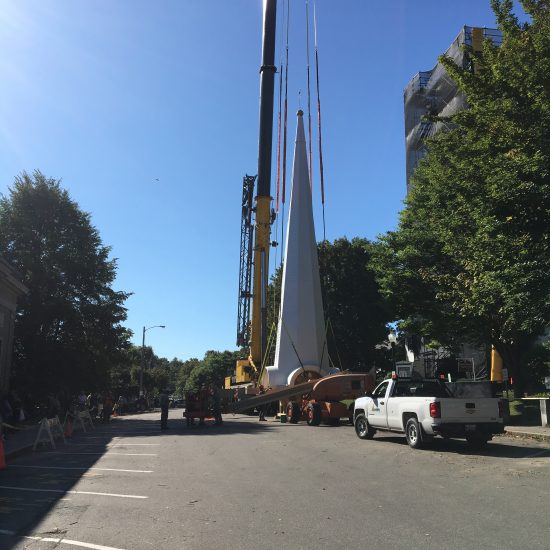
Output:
[504, 424, 550, 442]
[2, 422, 40, 458]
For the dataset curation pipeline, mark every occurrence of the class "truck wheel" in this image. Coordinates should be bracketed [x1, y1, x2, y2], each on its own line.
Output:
[286, 402, 300, 424]
[306, 403, 322, 426]
[354, 414, 375, 440]
[405, 418, 423, 449]
[466, 433, 488, 451]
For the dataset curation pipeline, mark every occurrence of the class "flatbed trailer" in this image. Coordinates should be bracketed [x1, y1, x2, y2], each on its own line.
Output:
[231, 380, 316, 413]
[231, 372, 375, 425]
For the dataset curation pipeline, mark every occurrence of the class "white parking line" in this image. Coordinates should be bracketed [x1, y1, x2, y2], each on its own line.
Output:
[0, 485, 148, 499]
[48, 452, 157, 456]
[0, 529, 16, 536]
[109, 443, 160, 446]
[9, 465, 153, 473]
[94, 429, 161, 436]
[65, 443, 160, 447]
[22, 535, 126, 550]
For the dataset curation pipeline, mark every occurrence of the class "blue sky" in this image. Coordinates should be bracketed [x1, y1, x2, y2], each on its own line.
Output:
[0, 1, 526, 361]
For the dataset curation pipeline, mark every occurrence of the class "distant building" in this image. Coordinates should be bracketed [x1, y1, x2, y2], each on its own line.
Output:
[402, 26, 502, 378]
[404, 26, 502, 192]
[0, 257, 28, 394]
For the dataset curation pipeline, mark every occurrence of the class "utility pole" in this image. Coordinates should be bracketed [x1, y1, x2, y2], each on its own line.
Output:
[140, 325, 165, 396]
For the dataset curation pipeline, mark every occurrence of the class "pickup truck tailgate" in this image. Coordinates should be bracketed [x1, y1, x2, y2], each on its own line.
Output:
[440, 398, 500, 422]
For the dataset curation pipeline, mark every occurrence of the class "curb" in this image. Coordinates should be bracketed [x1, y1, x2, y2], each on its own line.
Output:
[503, 429, 550, 443]
[5, 444, 34, 460]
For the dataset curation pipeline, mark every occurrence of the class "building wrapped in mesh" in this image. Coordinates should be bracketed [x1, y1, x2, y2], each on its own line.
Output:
[404, 26, 502, 192]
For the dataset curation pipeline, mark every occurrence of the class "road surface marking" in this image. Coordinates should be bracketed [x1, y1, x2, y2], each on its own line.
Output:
[0, 485, 148, 499]
[65, 443, 160, 447]
[109, 443, 160, 446]
[0, 529, 16, 536]
[22, 535, 126, 549]
[9, 465, 153, 473]
[94, 429, 162, 435]
[47, 452, 157, 456]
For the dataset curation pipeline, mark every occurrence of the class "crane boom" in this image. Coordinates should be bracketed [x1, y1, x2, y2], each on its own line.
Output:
[251, 0, 277, 369]
[229, 0, 277, 390]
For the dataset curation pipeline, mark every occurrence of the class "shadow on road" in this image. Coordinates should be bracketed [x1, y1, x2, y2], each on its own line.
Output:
[369, 432, 550, 458]
[0, 411, 276, 544]
[0, 425, 116, 544]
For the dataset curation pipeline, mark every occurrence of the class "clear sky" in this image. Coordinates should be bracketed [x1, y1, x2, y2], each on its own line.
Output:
[0, 1, 527, 361]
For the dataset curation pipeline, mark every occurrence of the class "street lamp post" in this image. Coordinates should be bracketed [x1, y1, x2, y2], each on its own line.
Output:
[388, 331, 397, 371]
[140, 324, 166, 396]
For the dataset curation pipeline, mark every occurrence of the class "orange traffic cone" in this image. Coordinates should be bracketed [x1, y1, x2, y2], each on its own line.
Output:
[64, 420, 73, 438]
[0, 439, 6, 470]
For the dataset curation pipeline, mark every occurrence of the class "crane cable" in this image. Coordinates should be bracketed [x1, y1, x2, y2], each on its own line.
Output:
[311, 1, 333, 371]
[281, 0, 290, 213]
[272, 0, 285, 322]
[275, 0, 284, 216]
[305, 0, 313, 189]
[313, 0, 327, 243]
[278, 0, 290, 321]
[271, 0, 290, 332]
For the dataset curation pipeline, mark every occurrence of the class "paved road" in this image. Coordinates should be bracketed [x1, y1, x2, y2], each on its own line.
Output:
[1, 410, 550, 550]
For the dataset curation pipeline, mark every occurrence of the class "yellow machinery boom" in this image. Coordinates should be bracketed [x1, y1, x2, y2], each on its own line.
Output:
[227, 0, 278, 389]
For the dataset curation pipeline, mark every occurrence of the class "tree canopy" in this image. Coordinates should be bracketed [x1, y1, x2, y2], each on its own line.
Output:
[183, 350, 241, 393]
[0, 171, 131, 395]
[373, 1, 550, 390]
[319, 238, 393, 370]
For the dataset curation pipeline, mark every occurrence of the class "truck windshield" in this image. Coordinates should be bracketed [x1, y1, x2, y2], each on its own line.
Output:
[410, 381, 451, 397]
[393, 379, 451, 398]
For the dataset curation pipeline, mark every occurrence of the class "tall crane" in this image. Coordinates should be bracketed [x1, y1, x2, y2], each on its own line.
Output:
[229, 0, 278, 390]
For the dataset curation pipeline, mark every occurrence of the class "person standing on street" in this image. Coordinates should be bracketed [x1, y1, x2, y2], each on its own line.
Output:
[210, 386, 223, 425]
[258, 385, 267, 421]
[160, 390, 169, 430]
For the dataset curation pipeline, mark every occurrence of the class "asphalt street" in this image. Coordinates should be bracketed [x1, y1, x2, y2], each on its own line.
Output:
[1, 410, 550, 550]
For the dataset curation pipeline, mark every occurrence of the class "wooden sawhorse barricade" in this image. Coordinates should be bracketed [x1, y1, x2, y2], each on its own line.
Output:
[33, 416, 65, 450]
[63, 409, 95, 436]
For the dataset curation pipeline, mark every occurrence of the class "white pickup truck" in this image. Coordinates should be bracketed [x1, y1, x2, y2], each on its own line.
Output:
[353, 377, 504, 450]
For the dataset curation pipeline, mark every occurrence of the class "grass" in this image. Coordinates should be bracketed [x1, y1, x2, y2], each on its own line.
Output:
[505, 397, 544, 426]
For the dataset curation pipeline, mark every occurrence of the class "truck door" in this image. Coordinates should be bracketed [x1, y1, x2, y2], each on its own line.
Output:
[387, 380, 411, 429]
[367, 380, 390, 429]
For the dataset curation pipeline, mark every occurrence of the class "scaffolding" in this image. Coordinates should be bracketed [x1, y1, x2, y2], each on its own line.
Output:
[404, 26, 502, 192]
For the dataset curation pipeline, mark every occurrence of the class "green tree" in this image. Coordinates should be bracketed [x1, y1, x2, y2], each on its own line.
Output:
[175, 358, 201, 396]
[319, 238, 393, 370]
[184, 350, 240, 393]
[0, 171, 131, 395]
[373, 1, 550, 394]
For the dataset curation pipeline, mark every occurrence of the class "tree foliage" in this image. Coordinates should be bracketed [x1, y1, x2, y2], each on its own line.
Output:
[373, 1, 550, 389]
[0, 171, 131, 395]
[183, 350, 241, 393]
[319, 238, 392, 370]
